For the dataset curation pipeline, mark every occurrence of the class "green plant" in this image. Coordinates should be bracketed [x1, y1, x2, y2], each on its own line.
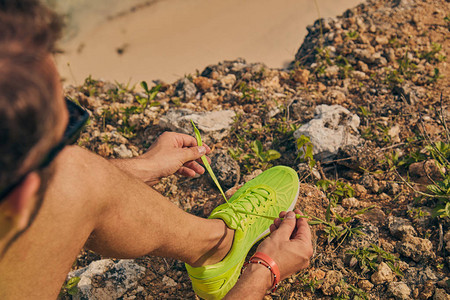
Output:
[358, 106, 371, 127]
[397, 51, 417, 79]
[316, 179, 354, 205]
[358, 106, 371, 119]
[381, 150, 405, 171]
[308, 204, 371, 245]
[136, 81, 161, 110]
[419, 42, 446, 63]
[239, 82, 260, 102]
[298, 272, 323, 293]
[117, 106, 138, 138]
[445, 15, 450, 30]
[347, 244, 403, 276]
[428, 68, 443, 83]
[345, 30, 359, 40]
[227, 148, 240, 161]
[396, 137, 450, 219]
[243, 140, 281, 170]
[407, 207, 429, 219]
[60, 276, 81, 296]
[384, 68, 404, 86]
[336, 55, 353, 79]
[296, 135, 316, 168]
[423, 141, 450, 219]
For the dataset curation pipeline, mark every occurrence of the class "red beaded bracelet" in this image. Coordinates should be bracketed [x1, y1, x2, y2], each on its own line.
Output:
[241, 252, 281, 293]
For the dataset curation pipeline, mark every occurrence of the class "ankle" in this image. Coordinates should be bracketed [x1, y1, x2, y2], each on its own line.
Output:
[189, 220, 234, 267]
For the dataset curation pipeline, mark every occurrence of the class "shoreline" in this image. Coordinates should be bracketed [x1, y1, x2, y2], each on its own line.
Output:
[55, 0, 361, 86]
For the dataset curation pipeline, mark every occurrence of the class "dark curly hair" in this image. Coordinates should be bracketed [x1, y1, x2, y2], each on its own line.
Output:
[0, 0, 63, 197]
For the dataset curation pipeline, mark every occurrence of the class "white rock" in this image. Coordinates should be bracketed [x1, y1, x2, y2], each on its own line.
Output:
[342, 197, 361, 208]
[68, 259, 145, 300]
[352, 70, 367, 80]
[220, 74, 236, 89]
[159, 109, 236, 142]
[325, 65, 340, 77]
[162, 275, 178, 287]
[114, 144, 133, 158]
[388, 282, 411, 300]
[434, 288, 450, 300]
[371, 262, 394, 285]
[293, 104, 360, 159]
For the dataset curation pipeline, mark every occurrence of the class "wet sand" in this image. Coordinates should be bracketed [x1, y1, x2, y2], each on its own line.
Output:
[55, 0, 361, 86]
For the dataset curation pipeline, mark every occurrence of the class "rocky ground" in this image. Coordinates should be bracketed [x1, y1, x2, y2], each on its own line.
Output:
[60, 0, 450, 299]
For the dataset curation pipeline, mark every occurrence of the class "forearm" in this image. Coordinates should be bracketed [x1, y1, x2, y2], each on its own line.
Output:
[224, 263, 272, 299]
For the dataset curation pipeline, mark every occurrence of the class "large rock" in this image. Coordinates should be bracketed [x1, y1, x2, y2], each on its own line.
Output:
[434, 289, 450, 300]
[347, 220, 379, 249]
[371, 262, 394, 285]
[210, 151, 240, 190]
[396, 235, 434, 262]
[388, 281, 411, 300]
[175, 78, 197, 100]
[159, 109, 235, 142]
[293, 104, 360, 160]
[67, 259, 145, 300]
[388, 216, 417, 239]
[321, 270, 343, 296]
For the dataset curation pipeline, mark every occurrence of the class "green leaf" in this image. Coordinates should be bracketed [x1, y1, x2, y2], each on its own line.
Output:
[325, 204, 331, 223]
[266, 150, 281, 161]
[140, 81, 149, 93]
[252, 140, 263, 156]
[191, 120, 228, 204]
[308, 220, 324, 225]
[355, 205, 375, 215]
[342, 216, 352, 223]
[66, 277, 81, 289]
[68, 287, 79, 296]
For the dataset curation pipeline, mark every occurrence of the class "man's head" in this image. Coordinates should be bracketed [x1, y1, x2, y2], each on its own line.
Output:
[0, 0, 66, 255]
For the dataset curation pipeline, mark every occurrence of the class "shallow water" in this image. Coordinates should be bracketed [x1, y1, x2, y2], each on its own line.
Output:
[52, 0, 362, 86]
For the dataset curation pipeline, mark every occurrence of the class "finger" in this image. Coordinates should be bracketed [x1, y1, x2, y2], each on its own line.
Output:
[176, 166, 196, 177]
[203, 144, 212, 154]
[273, 217, 282, 228]
[184, 161, 205, 175]
[279, 211, 287, 218]
[196, 155, 211, 165]
[179, 146, 207, 163]
[175, 133, 212, 153]
[292, 211, 312, 242]
[174, 133, 200, 148]
[269, 224, 276, 233]
[272, 211, 296, 239]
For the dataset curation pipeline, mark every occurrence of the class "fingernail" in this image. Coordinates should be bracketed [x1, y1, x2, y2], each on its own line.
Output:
[286, 211, 295, 219]
[198, 146, 206, 155]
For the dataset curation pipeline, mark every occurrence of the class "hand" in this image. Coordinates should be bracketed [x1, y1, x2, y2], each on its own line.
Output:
[255, 209, 313, 280]
[224, 209, 313, 299]
[110, 132, 211, 185]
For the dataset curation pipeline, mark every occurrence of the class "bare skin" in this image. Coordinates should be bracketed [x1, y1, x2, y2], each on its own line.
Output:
[0, 145, 235, 299]
[226, 210, 313, 299]
[0, 56, 313, 299]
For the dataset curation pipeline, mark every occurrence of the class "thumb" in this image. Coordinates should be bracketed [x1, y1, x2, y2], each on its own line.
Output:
[272, 211, 296, 239]
[181, 146, 206, 162]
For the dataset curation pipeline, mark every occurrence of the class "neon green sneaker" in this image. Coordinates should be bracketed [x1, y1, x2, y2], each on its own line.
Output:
[185, 165, 299, 299]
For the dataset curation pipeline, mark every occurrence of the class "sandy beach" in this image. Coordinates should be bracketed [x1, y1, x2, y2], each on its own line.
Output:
[55, 0, 361, 86]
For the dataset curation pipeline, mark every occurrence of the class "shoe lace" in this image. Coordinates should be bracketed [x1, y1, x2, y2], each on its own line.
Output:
[192, 121, 303, 229]
[226, 187, 274, 228]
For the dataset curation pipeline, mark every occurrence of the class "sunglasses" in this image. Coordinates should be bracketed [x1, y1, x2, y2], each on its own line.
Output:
[0, 97, 89, 201]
